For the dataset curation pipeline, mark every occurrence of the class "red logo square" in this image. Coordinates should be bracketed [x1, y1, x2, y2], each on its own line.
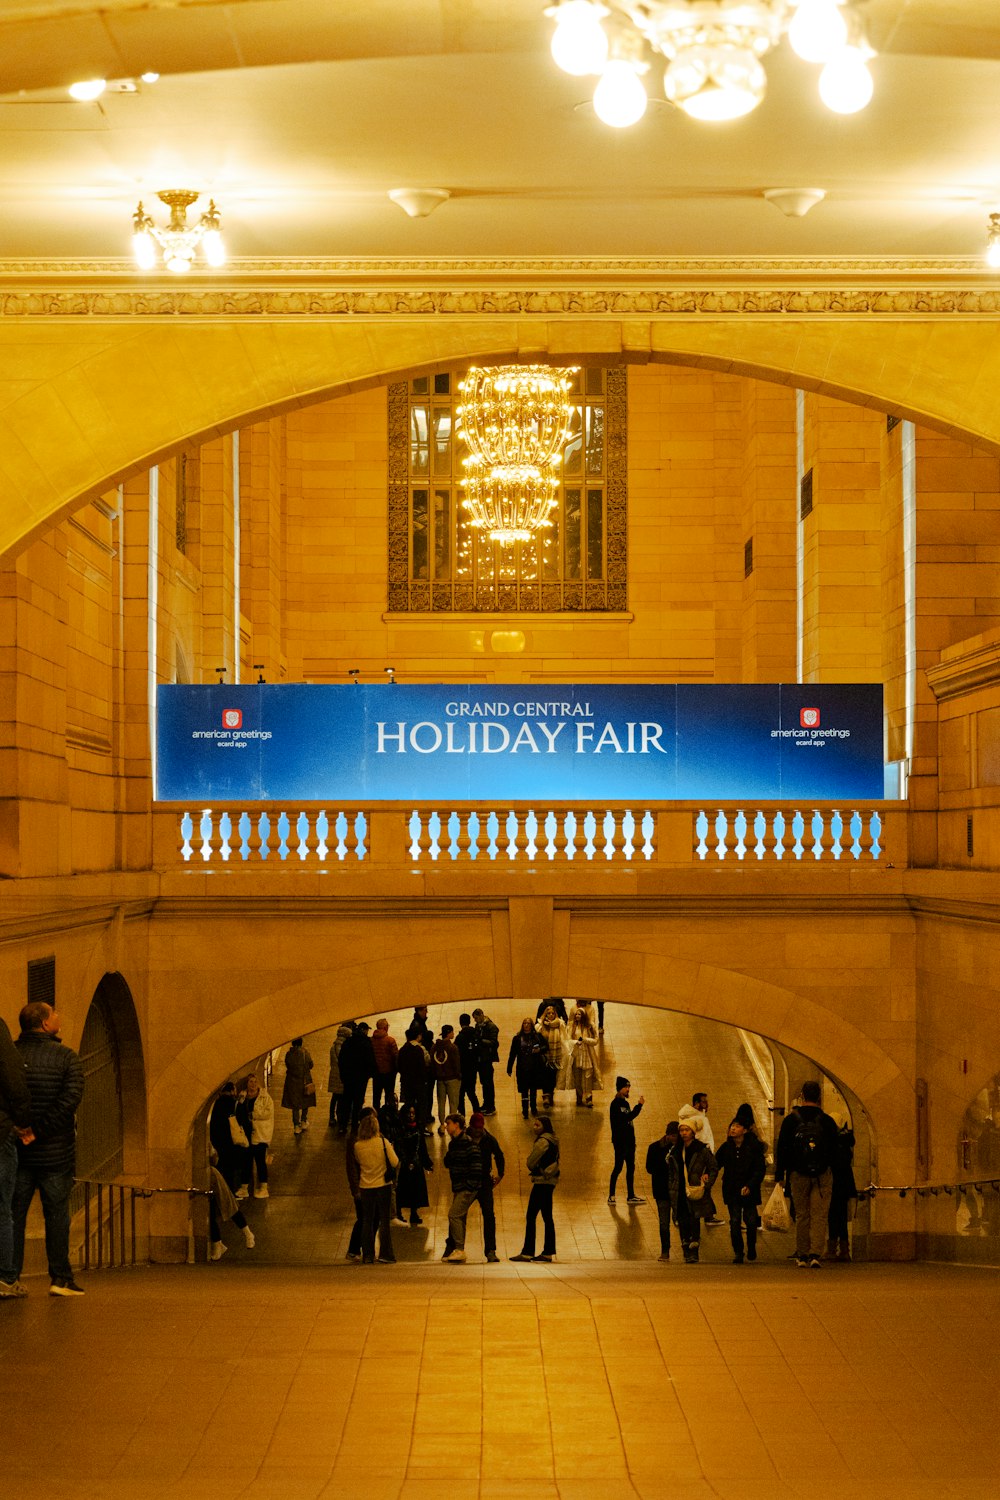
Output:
[222, 709, 242, 729]
[800, 707, 820, 729]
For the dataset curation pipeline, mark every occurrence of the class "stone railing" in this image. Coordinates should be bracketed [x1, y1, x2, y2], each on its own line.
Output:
[152, 801, 904, 870]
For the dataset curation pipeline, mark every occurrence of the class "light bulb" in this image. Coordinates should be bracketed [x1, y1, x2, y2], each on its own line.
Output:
[132, 228, 156, 271]
[550, 1, 609, 76]
[666, 48, 766, 121]
[202, 228, 226, 267]
[819, 47, 874, 113]
[593, 59, 647, 128]
[68, 78, 106, 101]
[165, 252, 191, 274]
[140, 72, 160, 84]
[788, 0, 848, 65]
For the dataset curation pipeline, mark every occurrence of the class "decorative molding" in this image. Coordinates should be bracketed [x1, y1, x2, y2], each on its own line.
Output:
[2, 256, 1000, 318]
[926, 633, 1000, 702]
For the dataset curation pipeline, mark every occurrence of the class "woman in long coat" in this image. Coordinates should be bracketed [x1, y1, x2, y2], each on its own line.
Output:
[536, 1005, 567, 1107]
[395, 1104, 433, 1226]
[281, 1037, 315, 1134]
[507, 1017, 547, 1118]
[566, 1006, 601, 1107]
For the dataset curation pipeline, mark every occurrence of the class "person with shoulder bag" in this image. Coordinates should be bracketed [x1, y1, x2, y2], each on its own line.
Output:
[281, 1038, 315, 1135]
[353, 1107, 399, 1264]
[672, 1117, 717, 1264]
[238, 1073, 274, 1199]
[775, 1080, 840, 1268]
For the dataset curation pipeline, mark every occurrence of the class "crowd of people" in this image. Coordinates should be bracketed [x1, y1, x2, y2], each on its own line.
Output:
[203, 1002, 859, 1269]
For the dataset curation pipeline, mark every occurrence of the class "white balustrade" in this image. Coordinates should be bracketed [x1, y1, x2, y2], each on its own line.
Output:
[693, 807, 886, 863]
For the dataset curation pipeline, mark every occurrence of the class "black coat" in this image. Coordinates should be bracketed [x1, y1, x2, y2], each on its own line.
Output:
[395, 1126, 432, 1210]
[471, 1128, 505, 1187]
[713, 1133, 766, 1206]
[338, 1033, 375, 1088]
[443, 1132, 482, 1192]
[15, 1030, 84, 1173]
[645, 1136, 677, 1200]
[507, 1031, 546, 1089]
[0, 1016, 31, 1149]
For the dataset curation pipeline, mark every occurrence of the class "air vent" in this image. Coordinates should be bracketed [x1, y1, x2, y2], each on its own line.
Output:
[799, 467, 813, 520]
[967, 815, 974, 858]
[744, 537, 753, 578]
[27, 955, 55, 1007]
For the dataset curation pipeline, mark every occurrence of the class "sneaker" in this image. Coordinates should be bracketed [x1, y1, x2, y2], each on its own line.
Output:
[747, 1250, 757, 1262]
[0, 1279, 27, 1298]
[607, 1195, 616, 1205]
[347, 1252, 362, 1262]
[533, 1253, 553, 1263]
[235, 1185, 249, 1200]
[50, 1279, 85, 1296]
[704, 1217, 725, 1227]
[658, 1253, 670, 1262]
[210, 1241, 227, 1261]
[626, 1196, 646, 1206]
[809, 1257, 822, 1269]
[732, 1256, 744, 1265]
[482, 1109, 497, 1116]
[486, 1252, 500, 1263]
[795, 1256, 808, 1268]
[444, 1249, 467, 1263]
[300, 1120, 310, 1131]
[254, 1184, 269, 1199]
[293, 1126, 303, 1135]
[242, 1227, 256, 1249]
[392, 1215, 407, 1225]
[376, 1257, 397, 1264]
[509, 1253, 534, 1262]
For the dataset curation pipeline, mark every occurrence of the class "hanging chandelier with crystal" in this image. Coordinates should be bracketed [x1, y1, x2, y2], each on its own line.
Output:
[546, 0, 875, 126]
[132, 190, 226, 273]
[456, 365, 578, 546]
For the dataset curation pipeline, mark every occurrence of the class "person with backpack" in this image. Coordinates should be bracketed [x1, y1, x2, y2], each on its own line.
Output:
[472, 1008, 500, 1114]
[775, 1080, 840, 1268]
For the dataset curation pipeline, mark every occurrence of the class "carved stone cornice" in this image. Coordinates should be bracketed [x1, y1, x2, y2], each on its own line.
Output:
[1, 255, 1000, 319]
[926, 631, 1000, 702]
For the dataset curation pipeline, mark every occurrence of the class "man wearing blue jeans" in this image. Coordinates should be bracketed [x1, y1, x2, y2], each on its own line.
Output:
[11, 1001, 85, 1296]
[0, 1014, 34, 1297]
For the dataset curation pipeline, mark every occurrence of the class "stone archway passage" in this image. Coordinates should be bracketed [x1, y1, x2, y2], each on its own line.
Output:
[5, 282, 1000, 558]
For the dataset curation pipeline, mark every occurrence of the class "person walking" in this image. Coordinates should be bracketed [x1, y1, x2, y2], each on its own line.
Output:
[398, 1025, 431, 1131]
[510, 1115, 560, 1263]
[0, 1013, 33, 1298]
[338, 1022, 375, 1131]
[828, 1121, 858, 1261]
[281, 1038, 315, 1135]
[431, 1026, 462, 1133]
[328, 1019, 353, 1131]
[567, 1006, 601, 1107]
[536, 1005, 567, 1108]
[468, 1111, 505, 1263]
[714, 1117, 766, 1264]
[678, 1092, 723, 1224]
[410, 1005, 436, 1125]
[535, 997, 568, 1024]
[11, 1001, 85, 1297]
[395, 1104, 433, 1227]
[775, 1080, 840, 1269]
[441, 1114, 482, 1263]
[645, 1119, 681, 1260]
[673, 1117, 718, 1265]
[370, 1018, 399, 1113]
[238, 1074, 274, 1198]
[472, 1008, 500, 1114]
[455, 1013, 481, 1115]
[353, 1107, 398, 1264]
[507, 1017, 546, 1119]
[209, 1080, 244, 1190]
[608, 1076, 646, 1205]
[208, 1152, 256, 1260]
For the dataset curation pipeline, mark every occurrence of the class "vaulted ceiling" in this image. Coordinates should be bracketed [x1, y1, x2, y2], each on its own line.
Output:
[3, 0, 1000, 262]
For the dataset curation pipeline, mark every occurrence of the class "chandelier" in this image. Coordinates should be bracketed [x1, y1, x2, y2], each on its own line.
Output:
[546, 0, 875, 125]
[132, 190, 226, 274]
[456, 365, 578, 546]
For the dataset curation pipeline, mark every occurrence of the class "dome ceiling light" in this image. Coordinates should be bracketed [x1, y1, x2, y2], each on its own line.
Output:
[456, 365, 578, 546]
[546, 0, 876, 125]
[132, 190, 225, 274]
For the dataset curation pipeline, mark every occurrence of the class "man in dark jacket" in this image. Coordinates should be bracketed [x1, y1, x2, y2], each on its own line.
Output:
[12, 1001, 85, 1296]
[468, 1110, 505, 1263]
[645, 1120, 680, 1260]
[714, 1118, 767, 1264]
[455, 1013, 481, 1115]
[0, 1014, 34, 1297]
[608, 1075, 646, 1206]
[775, 1079, 840, 1268]
[472, 1007, 499, 1114]
[398, 1026, 430, 1132]
[441, 1113, 482, 1263]
[338, 1021, 375, 1131]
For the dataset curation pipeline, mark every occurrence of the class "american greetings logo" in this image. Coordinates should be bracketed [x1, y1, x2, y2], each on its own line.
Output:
[222, 709, 243, 729]
[800, 707, 820, 728]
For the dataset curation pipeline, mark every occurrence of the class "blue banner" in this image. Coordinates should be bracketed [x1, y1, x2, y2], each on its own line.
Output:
[155, 683, 884, 802]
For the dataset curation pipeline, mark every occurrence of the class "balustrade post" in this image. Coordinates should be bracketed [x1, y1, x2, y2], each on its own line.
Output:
[456, 812, 473, 861]
[513, 811, 530, 862]
[570, 811, 588, 862]
[259, 812, 279, 862]
[302, 811, 320, 865]
[610, 810, 627, 863]
[416, 811, 433, 864]
[817, 809, 836, 861]
[206, 813, 224, 866]
[858, 809, 875, 860]
[247, 811, 264, 862]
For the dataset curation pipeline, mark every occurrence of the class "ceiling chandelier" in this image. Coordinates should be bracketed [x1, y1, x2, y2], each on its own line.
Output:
[546, 0, 876, 125]
[456, 365, 578, 546]
[132, 190, 226, 273]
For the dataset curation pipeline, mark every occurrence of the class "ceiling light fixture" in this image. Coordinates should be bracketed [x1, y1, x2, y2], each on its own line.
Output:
[546, 0, 875, 125]
[387, 187, 451, 219]
[132, 190, 226, 274]
[68, 78, 106, 101]
[986, 214, 1000, 271]
[456, 365, 578, 546]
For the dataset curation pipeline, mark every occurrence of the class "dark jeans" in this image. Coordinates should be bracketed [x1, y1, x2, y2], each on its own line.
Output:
[11, 1165, 74, 1282]
[344, 1083, 367, 1131]
[609, 1141, 635, 1199]
[249, 1142, 268, 1186]
[478, 1061, 496, 1112]
[347, 1197, 363, 1256]
[521, 1184, 556, 1257]
[828, 1194, 851, 1242]
[209, 1198, 247, 1242]
[728, 1199, 759, 1259]
[372, 1074, 396, 1113]
[0, 1134, 17, 1283]
[291, 1104, 310, 1128]
[458, 1072, 481, 1114]
[597, 1001, 605, 1029]
[654, 1198, 673, 1255]
[476, 1184, 497, 1256]
[360, 1184, 395, 1263]
[676, 1197, 701, 1256]
[517, 1080, 538, 1117]
[217, 1144, 243, 1191]
[329, 1090, 346, 1128]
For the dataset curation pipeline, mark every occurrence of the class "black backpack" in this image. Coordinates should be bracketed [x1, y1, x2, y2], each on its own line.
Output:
[790, 1110, 830, 1176]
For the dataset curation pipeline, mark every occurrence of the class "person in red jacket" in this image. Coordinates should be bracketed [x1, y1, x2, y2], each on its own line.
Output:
[370, 1018, 399, 1112]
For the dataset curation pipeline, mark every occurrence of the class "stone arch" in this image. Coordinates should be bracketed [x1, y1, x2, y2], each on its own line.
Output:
[78, 971, 147, 1179]
[5, 313, 1000, 559]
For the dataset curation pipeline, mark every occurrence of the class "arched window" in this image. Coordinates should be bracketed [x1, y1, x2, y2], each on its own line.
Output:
[76, 990, 124, 1184]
